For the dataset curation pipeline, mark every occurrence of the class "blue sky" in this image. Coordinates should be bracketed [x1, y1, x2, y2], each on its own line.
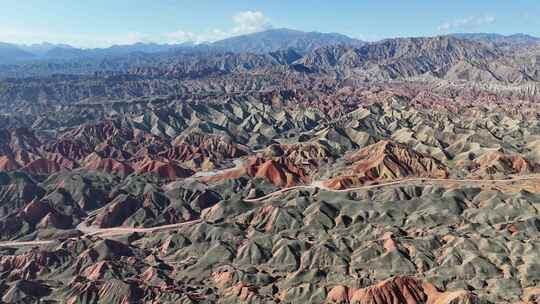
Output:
[2, 0, 539, 48]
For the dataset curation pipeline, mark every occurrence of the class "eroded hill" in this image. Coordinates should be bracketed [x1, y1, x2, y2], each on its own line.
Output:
[0, 80, 540, 303]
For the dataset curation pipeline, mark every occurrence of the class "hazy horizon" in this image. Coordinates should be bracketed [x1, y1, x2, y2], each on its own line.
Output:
[5, 28, 540, 50]
[2, 0, 539, 48]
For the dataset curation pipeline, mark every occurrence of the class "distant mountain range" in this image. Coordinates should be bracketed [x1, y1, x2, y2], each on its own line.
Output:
[0, 41, 194, 63]
[1, 28, 538, 66]
[17, 42, 76, 55]
[0, 42, 36, 62]
[2, 33, 540, 105]
[212, 28, 364, 53]
[0, 28, 539, 83]
[0, 28, 365, 64]
[448, 33, 540, 49]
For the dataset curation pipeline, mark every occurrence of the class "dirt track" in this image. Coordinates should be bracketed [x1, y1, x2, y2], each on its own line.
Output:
[0, 219, 202, 248]
[2, 175, 539, 248]
[243, 175, 540, 202]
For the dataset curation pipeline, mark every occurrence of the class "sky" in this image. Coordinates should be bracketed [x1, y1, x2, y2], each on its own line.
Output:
[1, 0, 540, 48]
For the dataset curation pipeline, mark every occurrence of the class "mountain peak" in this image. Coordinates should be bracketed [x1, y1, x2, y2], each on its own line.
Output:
[212, 28, 365, 54]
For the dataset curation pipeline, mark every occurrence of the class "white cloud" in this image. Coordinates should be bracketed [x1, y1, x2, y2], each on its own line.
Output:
[164, 10, 273, 43]
[94, 32, 151, 46]
[437, 15, 496, 32]
[163, 30, 201, 44]
[231, 11, 273, 35]
[163, 29, 227, 44]
[0, 11, 274, 48]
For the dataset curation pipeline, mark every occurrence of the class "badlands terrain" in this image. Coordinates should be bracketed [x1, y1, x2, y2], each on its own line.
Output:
[1, 30, 540, 303]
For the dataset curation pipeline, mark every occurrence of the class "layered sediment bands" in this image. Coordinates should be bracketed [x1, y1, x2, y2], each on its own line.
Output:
[468, 150, 538, 177]
[3, 35, 540, 105]
[324, 140, 448, 190]
[204, 143, 333, 187]
[0, 155, 20, 171]
[326, 277, 481, 304]
[1, 73, 540, 302]
[44, 139, 93, 161]
[21, 158, 63, 175]
[165, 133, 249, 170]
[134, 158, 194, 180]
[82, 154, 134, 177]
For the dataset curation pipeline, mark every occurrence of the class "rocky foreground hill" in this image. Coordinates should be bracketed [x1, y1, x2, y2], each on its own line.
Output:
[0, 82, 540, 303]
[1, 32, 540, 303]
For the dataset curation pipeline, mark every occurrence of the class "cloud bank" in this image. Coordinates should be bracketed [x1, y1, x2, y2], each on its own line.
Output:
[232, 11, 273, 35]
[164, 10, 273, 44]
[0, 11, 274, 48]
[437, 15, 496, 32]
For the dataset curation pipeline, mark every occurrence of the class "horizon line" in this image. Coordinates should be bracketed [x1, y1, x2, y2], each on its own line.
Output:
[2, 28, 539, 50]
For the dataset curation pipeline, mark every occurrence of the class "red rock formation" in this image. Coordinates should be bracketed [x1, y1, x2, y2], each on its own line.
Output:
[0, 155, 20, 171]
[0, 249, 67, 275]
[382, 232, 399, 253]
[44, 139, 91, 161]
[350, 277, 427, 303]
[134, 158, 194, 179]
[348, 140, 448, 178]
[0, 128, 42, 156]
[323, 176, 366, 191]
[201, 167, 246, 183]
[212, 269, 235, 289]
[224, 283, 260, 302]
[81, 261, 114, 280]
[84, 153, 134, 177]
[62, 120, 133, 144]
[201, 143, 326, 187]
[0, 128, 43, 167]
[95, 143, 132, 161]
[471, 150, 537, 176]
[65, 279, 100, 304]
[327, 285, 356, 303]
[22, 158, 63, 175]
[253, 159, 301, 187]
[166, 133, 248, 169]
[159, 144, 208, 169]
[202, 156, 306, 188]
[46, 152, 77, 169]
[326, 277, 480, 304]
[324, 140, 448, 190]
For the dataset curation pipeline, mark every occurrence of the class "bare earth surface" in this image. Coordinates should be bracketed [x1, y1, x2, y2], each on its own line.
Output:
[2, 33, 540, 303]
[1, 175, 538, 248]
